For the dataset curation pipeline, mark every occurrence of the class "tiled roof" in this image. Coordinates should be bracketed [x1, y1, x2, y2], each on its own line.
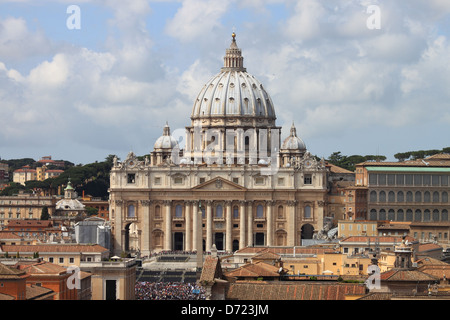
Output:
[26, 285, 55, 300]
[7, 220, 53, 228]
[380, 269, 438, 282]
[0, 244, 108, 253]
[0, 293, 15, 300]
[226, 281, 366, 300]
[252, 250, 281, 261]
[224, 262, 282, 279]
[0, 262, 28, 280]
[0, 231, 22, 240]
[417, 243, 442, 253]
[200, 256, 222, 283]
[16, 260, 67, 275]
[340, 236, 415, 244]
[235, 246, 332, 255]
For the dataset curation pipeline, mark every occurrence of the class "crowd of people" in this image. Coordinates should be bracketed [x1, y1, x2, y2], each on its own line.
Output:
[135, 281, 206, 300]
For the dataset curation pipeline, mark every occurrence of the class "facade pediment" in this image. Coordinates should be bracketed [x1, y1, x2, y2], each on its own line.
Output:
[192, 177, 246, 191]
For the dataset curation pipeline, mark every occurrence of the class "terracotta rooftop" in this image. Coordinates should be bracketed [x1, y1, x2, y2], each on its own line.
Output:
[380, 269, 438, 282]
[7, 220, 53, 228]
[26, 285, 55, 300]
[200, 256, 223, 283]
[340, 236, 416, 244]
[0, 244, 108, 253]
[224, 261, 282, 279]
[235, 246, 332, 255]
[226, 281, 366, 300]
[15, 260, 67, 276]
[0, 231, 23, 240]
[0, 262, 28, 280]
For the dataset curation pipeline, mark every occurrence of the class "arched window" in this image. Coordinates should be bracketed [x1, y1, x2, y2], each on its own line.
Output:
[256, 205, 264, 218]
[424, 191, 431, 202]
[370, 191, 377, 202]
[388, 191, 395, 202]
[397, 191, 404, 202]
[406, 209, 413, 221]
[415, 191, 422, 202]
[388, 209, 395, 221]
[423, 209, 430, 221]
[175, 205, 183, 218]
[433, 191, 439, 203]
[379, 191, 386, 202]
[216, 205, 223, 218]
[304, 205, 312, 219]
[406, 191, 413, 202]
[397, 209, 404, 221]
[369, 209, 377, 220]
[127, 205, 135, 218]
[442, 209, 448, 221]
[432, 209, 440, 222]
[443, 191, 448, 203]
[379, 209, 386, 220]
[414, 209, 422, 221]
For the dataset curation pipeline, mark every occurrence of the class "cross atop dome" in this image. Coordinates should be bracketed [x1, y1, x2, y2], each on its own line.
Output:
[222, 32, 246, 72]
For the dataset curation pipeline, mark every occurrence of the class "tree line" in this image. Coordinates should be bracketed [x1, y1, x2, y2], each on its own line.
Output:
[0, 155, 118, 200]
[327, 147, 449, 171]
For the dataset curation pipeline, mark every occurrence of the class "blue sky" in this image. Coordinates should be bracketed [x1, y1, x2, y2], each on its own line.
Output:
[0, 0, 449, 165]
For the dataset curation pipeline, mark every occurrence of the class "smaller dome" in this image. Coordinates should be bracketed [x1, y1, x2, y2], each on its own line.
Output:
[282, 123, 306, 151]
[154, 122, 179, 150]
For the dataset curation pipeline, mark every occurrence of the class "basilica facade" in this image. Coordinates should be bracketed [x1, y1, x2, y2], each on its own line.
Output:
[109, 34, 328, 256]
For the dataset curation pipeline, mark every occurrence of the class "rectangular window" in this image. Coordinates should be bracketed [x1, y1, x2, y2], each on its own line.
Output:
[442, 175, 448, 186]
[414, 174, 423, 186]
[387, 174, 395, 185]
[59, 257, 64, 264]
[127, 173, 136, 184]
[304, 174, 312, 185]
[174, 177, 183, 184]
[396, 174, 404, 186]
[405, 174, 413, 185]
[199, 177, 206, 184]
[154, 177, 161, 185]
[255, 177, 264, 185]
[278, 177, 285, 185]
[369, 174, 377, 186]
[232, 178, 239, 184]
[432, 175, 440, 186]
[378, 174, 386, 185]
[69, 257, 74, 264]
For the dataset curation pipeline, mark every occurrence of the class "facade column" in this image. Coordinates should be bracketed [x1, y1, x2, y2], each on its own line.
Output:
[164, 200, 172, 250]
[206, 200, 213, 252]
[287, 200, 297, 247]
[113, 200, 123, 256]
[192, 201, 199, 251]
[185, 201, 192, 251]
[247, 201, 253, 247]
[140, 200, 151, 256]
[225, 200, 232, 252]
[266, 200, 274, 247]
[239, 200, 246, 249]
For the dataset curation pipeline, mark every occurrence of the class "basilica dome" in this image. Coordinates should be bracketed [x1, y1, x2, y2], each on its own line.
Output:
[282, 123, 306, 151]
[191, 33, 276, 122]
[154, 122, 179, 150]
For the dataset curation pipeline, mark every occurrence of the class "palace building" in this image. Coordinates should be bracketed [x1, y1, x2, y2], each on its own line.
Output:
[109, 33, 328, 256]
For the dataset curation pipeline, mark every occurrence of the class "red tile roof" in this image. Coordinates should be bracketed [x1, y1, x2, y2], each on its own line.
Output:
[226, 281, 366, 300]
[0, 244, 108, 253]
